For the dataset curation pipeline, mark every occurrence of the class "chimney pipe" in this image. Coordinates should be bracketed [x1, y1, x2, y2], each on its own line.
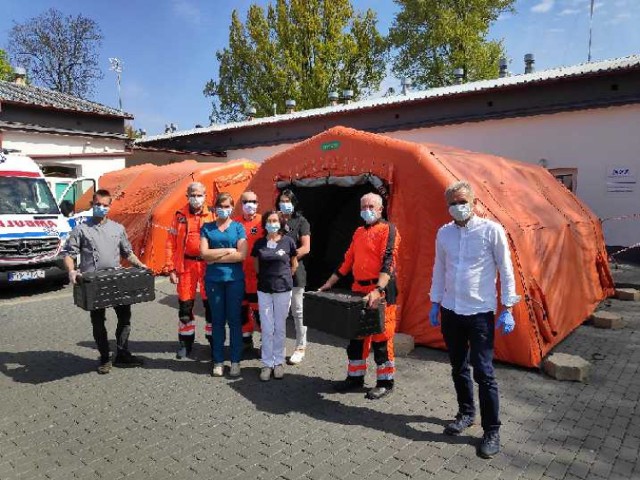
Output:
[499, 58, 508, 78]
[342, 89, 354, 104]
[13, 67, 27, 86]
[245, 106, 257, 121]
[524, 53, 535, 74]
[285, 99, 296, 114]
[453, 68, 464, 85]
[401, 77, 412, 95]
[328, 91, 339, 106]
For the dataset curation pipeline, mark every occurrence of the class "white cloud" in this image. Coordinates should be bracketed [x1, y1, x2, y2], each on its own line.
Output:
[547, 28, 565, 33]
[606, 12, 633, 25]
[531, 0, 555, 13]
[559, 8, 580, 15]
[171, 0, 201, 25]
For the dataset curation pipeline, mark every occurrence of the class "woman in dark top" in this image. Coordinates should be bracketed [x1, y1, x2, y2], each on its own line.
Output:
[277, 189, 311, 365]
[252, 211, 298, 381]
[200, 192, 247, 378]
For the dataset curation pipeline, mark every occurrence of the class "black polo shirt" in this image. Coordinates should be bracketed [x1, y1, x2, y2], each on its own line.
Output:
[284, 214, 310, 288]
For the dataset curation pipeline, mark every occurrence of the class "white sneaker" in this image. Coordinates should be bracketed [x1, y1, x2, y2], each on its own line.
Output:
[260, 367, 272, 382]
[289, 348, 305, 365]
[273, 364, 284, 379]
[212, 363, 224, 377]
[229, 362, 241, 377]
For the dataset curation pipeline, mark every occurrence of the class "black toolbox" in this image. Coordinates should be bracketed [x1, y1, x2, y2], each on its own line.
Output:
[303, 289, 385, 339]
[73, 267, 155, 311]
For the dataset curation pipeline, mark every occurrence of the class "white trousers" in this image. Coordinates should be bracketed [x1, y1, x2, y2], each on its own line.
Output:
[258, 290, 292, 368]
[291, 286, 307, 348]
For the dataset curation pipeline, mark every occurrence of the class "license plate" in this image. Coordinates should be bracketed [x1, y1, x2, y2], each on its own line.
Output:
[8, 270, 46, 282]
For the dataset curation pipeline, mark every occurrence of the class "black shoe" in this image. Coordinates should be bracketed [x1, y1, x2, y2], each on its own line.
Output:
[478, 431, 500, 458]
[113, 351, 144, 368]
[365, 386, 393, 400]
[333, 377, 365, 393]
[444, 414, 475, 436]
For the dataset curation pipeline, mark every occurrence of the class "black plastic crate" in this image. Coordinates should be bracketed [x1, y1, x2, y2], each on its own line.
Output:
[303, 289, 385, 339]
[73, 267, 155, 311]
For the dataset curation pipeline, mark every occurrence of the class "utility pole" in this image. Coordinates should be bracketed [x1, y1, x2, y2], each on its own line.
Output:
[109, 57, 123, 111]
[587, 0, 595, 62]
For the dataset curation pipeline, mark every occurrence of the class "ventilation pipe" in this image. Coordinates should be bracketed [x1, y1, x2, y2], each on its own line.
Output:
[453, 68, 465, 85]
[401, 77, 412, 95]
[342, 89, 354, 104]
[499, 58, 509, 78]
[285, 99, 296, 114]
[328, 91, 339, 106]
[13, 67, 27, 86]
[245, 106, 257, 121]
[524, 53, 535, 74]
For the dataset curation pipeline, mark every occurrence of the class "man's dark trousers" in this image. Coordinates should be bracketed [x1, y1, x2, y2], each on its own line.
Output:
[90, 305, 132, 362]
[440, 307, 500, 433]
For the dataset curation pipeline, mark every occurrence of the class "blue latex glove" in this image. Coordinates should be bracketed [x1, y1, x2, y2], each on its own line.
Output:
[497, 310, 515, 335]
[429, 303, 440, 327]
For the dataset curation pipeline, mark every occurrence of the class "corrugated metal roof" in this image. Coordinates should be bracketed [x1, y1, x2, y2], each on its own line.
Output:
[138, 54, 640, 144]
[0, 80, 132, 118]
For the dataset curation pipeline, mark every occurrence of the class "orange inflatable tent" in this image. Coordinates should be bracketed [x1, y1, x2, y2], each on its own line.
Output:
[99, 159, 258, 274]
[246, 126, 614, 367]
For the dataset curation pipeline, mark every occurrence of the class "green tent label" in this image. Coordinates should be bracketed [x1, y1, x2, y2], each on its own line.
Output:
[321, 141, 341, 151]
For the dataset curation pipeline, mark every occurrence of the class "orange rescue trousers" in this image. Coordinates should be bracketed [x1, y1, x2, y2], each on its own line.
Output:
[177, 260, 212, 346]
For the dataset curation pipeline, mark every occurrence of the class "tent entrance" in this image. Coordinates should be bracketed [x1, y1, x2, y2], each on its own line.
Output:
[277, 175, 388, 290]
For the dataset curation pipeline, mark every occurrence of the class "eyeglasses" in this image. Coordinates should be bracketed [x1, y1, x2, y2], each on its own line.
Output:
[242, 200, 257, 204]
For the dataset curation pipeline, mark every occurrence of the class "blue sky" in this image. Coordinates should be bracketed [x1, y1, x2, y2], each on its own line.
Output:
[0, 0, 638, 135]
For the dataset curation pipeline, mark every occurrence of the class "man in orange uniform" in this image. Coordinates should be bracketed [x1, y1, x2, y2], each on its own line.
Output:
[319, 192, 400, 400]
[234, 190, 262, 351]
[165, 182, 214, 359]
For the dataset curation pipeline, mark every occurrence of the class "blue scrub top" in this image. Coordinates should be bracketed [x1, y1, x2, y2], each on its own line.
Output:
[200, 221, 246, 282]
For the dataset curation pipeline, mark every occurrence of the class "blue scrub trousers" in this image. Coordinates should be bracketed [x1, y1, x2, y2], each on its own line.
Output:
[206, 279, 245, 364]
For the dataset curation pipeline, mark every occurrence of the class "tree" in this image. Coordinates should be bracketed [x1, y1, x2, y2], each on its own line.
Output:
[8, 8, 103, 98]
[0, 49, 14, 81]
[388, 0, 515, 89]
[204, 0, 387, 123]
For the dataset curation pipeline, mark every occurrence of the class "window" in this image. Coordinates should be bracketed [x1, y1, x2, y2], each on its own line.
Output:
[549, 168, 578, 193]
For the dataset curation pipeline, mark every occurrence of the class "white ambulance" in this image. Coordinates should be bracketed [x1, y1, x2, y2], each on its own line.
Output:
[0, 150, 94, 286]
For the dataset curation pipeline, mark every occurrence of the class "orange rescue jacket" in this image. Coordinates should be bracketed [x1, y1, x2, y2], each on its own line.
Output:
[165, 204, 214, 274]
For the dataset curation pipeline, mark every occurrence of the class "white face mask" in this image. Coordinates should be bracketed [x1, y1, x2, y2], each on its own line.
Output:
[188, 195, 205, 209]
[449, 203, 473, 222]
[242, 202, 258, 215]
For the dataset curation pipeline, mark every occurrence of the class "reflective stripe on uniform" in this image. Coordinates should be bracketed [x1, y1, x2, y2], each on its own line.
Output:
[376, 361, 395, 380]
[179, 322, 196, 335]
[348, 359, 367, 377]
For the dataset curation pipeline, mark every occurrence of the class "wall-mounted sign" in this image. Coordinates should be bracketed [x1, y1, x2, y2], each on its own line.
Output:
[606, 166, 636, 195]
[321, 141, 340, 151]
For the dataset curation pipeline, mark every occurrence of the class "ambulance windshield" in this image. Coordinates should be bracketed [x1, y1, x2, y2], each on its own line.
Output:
[0, 177, 60, 215]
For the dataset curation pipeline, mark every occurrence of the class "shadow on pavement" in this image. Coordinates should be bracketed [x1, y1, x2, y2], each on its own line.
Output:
[0, 350, 95, 384]
[0, 280, 69, 300]
[228, 369, 474, 445]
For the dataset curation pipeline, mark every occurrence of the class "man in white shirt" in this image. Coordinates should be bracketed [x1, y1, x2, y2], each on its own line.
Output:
[430, 180, 520, 459]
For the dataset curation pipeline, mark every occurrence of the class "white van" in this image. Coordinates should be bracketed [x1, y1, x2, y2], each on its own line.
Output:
[0, 150, 95, 286]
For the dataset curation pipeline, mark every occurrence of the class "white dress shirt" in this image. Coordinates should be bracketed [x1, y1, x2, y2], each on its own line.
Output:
[430, 215, 521, 315]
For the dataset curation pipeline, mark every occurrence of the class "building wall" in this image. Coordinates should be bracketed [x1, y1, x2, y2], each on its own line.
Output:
[227, 104, 640, 247]
[2, 130, 127, 186]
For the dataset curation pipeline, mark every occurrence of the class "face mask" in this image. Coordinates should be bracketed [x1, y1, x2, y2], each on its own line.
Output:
[279, 202, 294, 215]
[92, 205, 110, 218]
[360, 209, 377, 224]
[216, 207, 232, 219]
[188, 195, 205, 209]
[449, 203, 473, 222]
[265, 223, 280, 234]
[242, 202, 257, 215]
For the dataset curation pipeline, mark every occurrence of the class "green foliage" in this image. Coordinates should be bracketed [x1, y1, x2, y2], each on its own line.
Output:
[8, 8, 103, 98]
[204, 0, 387, 123]
[0, 49, 13, 81]
[388, 0, 515, 88]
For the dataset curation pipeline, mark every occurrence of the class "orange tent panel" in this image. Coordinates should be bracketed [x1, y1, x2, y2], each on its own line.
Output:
[99, 159, 258, 274]
[246, 126, 614, 367]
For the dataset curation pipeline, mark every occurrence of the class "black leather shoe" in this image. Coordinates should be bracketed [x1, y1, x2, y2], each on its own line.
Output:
[478, 431, 500, 458]
[365, 386, 393, 400]
[113, 351, 144, 368]
[333, 377, 365, 393]
[443, 414, 475, 435]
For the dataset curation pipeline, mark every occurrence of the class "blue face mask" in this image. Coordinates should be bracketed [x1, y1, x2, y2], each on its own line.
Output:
[92, 205, 110, 218]
[279, 202, 294, 215]
[360, 209, 377, 224]
[216, 207, 232, 219]
[265, 223, 280, 234]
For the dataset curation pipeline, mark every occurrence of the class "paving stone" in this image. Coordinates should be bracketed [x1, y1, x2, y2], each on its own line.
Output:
[393, 333, 415, 357]
[542, 353, 591, 382]
[590, 311, 626, 329]
[615, 288, 640, 301]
